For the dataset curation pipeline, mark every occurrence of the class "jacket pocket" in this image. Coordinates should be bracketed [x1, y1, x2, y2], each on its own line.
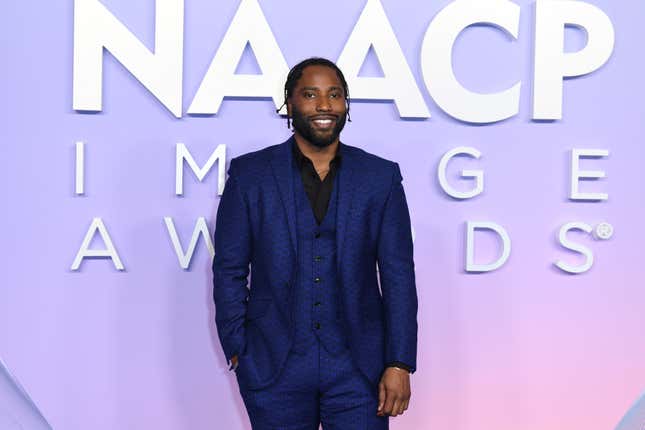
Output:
[245, 297, 272, 321]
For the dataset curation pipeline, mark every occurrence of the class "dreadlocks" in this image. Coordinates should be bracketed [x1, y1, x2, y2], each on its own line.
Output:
[277, 57, 351, 129]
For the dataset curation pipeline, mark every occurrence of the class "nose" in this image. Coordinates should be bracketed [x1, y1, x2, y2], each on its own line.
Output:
[316, 97, 332, 112]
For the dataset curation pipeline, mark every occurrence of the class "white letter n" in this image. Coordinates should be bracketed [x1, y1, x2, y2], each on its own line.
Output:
[73, 0, 184, 117]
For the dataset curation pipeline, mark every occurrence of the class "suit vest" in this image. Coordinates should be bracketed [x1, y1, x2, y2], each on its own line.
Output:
[291, 160, 349, 355]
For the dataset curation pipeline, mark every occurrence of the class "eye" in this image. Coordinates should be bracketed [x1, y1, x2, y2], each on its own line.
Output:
[304, 92, 316, 99]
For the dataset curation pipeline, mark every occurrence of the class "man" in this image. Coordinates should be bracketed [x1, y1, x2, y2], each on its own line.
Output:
[212, 57, 418, 429]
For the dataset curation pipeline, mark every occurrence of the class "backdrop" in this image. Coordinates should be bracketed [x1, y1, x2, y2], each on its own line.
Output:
[2, 0, 644, 429]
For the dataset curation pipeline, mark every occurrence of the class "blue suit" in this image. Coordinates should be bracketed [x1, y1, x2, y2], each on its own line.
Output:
[213, 136, 417, 428]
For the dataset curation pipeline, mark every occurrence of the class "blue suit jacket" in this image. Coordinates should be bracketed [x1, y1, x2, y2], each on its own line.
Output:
[212, 136, 418, 390]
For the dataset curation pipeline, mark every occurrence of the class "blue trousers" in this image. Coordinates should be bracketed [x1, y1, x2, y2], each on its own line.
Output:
[236, 340, 389, 430]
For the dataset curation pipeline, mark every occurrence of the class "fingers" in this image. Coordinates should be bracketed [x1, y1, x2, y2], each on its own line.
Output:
[377, 369, 412, 417]
[376, 384, 402, 416]
[388, 394, 410, 417]
[401, 398, 409, 414]
[396, 396, 410, 416]
[382, 391, 396, 417]
[377, 382, 386, 416]
[378, 393, 407, 417]
[376, 371, 411, 417]
[400, 376, 410, 415]
[391, 398, 403, 417]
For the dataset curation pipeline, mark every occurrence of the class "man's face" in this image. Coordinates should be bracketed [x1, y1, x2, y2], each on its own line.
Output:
[288, 65, 347, 148]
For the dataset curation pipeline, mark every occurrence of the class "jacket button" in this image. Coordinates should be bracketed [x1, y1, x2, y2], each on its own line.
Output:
[314, 301, 321, 307]
[314, 231, 321, 238]
[314, 277, 321, 283]
[314, 322, 321, 329]
[314, 256, 322, 262]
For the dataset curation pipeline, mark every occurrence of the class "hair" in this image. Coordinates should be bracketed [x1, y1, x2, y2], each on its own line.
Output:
[277, 57, 351, 129]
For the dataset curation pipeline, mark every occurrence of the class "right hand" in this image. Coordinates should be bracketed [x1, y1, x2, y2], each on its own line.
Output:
[231, 355, 238, 367]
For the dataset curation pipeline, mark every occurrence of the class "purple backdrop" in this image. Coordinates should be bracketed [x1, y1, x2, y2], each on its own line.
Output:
[2, 0, 644, 429]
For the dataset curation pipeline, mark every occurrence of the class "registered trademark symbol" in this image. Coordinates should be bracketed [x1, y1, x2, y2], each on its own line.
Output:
[594, 222, 613, 240]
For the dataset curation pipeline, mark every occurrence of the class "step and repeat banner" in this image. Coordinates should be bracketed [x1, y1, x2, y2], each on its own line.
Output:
[2, 0, 644, 429]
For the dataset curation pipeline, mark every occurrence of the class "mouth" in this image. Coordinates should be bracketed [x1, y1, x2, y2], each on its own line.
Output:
[310, 115, 337, 130]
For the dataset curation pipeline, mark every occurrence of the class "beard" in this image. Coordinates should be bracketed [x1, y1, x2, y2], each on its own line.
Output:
[290, 105, 347, 148]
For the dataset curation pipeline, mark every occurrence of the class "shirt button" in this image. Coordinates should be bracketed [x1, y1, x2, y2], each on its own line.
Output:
[314, 256, 322, 262]
[314, 277, 321, 283]
[314, 322, 321, 329]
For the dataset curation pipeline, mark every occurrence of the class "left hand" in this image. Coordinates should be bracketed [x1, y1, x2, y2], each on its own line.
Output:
[377, 367, 411, 417]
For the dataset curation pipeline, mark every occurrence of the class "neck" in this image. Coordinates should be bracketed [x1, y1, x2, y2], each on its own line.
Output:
[293, 132, 339, 165]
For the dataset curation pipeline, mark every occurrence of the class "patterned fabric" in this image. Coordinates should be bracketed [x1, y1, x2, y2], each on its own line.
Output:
[290, 140, 412, 373]
[291, 151, 347, 355]
[237, 340, 389, 430]
[212, 135, 418, 392]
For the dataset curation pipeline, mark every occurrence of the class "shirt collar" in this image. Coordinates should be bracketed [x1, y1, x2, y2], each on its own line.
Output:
[291, 137, 342, 169]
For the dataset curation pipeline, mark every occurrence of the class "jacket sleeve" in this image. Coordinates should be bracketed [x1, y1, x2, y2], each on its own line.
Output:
[376, 162, 418, 374]
[212, 158, 251, 366]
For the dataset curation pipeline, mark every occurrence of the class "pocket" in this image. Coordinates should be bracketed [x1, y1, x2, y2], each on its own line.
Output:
[245, 297, 272, 320]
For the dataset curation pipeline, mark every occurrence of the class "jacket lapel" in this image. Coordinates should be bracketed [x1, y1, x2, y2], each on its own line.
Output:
[335, 142, 355, 271]
[270, 137, 356, 271]
[270, 137, 298, 258]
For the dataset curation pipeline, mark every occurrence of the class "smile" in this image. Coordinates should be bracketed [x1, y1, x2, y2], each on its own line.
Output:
[311, 117, 336, 129]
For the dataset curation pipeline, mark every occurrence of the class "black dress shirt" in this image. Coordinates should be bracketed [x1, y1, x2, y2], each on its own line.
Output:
[291, 138, 342, 224]
[291, 139, 412, 374]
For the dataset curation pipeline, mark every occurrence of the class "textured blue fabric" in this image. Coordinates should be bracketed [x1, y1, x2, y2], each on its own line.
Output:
[212, 135, 418, 392]
[237, 340, 389, 430]
[291, 155, 348, 355]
